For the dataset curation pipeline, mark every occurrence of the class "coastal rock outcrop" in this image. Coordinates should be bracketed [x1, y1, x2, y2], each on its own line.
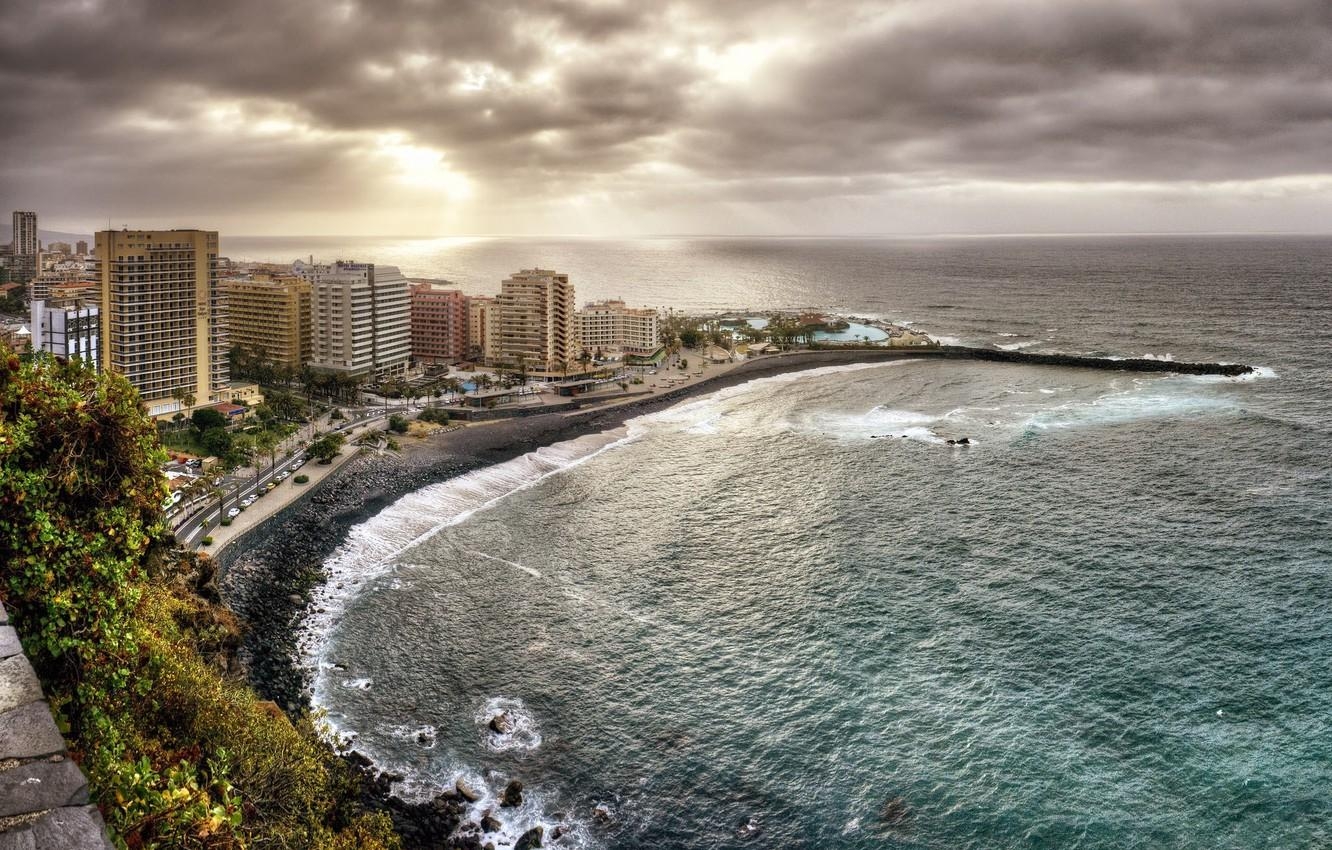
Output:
[480, 812, 502, 832]
[488, 712, 513, 735]
[515, 825, 544, 849]
[880, 795, 912, 826]
[456, 778, 481, 802]
[500, 779, 524, 808]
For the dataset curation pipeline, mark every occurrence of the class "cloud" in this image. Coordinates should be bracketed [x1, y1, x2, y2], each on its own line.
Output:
[1, 0, 1329, 234]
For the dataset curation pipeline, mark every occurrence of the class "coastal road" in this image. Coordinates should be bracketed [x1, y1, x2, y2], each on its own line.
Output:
[173, 411, 387, 550]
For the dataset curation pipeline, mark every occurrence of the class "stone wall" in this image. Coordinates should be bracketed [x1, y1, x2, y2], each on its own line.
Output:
[0, 600, 115, 849]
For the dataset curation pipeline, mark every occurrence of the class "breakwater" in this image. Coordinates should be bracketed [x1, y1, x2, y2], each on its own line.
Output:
[937, 345, 1254, 376]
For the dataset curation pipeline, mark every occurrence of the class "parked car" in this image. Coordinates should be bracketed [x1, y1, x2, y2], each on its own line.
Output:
[227, 507, 240, 519]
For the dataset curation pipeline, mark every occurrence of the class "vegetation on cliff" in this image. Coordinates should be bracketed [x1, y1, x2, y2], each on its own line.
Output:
[0, 346, 396, 850]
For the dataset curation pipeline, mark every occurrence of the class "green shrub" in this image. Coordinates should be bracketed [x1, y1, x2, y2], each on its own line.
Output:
[417, 408, 450, 424]
[220, 518, 232, 526]
[294, 474, 309, 484]
[386, 413, 409, 434]
[202, 536, 214, 545]
[0, 347, 403, 850]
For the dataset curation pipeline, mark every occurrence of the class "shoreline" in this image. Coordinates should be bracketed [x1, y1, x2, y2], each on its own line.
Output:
[212, 344, 1255, 846]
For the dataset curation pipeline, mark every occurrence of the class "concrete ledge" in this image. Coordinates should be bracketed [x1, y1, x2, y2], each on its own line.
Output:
[0, 704, 65, 761]
[0, 759, 91, 817]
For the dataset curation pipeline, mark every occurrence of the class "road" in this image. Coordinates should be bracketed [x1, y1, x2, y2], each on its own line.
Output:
[170, 409, 387, 550]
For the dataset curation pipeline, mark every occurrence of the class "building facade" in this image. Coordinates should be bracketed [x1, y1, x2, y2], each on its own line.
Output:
[221, 272, 312, 372]
[95, 228, 228, 417]
[466, 295, 498, 363]
[410, 283, 467, 364]
[577, 299, 661, 357]
[299, 261, 410, 379]
[10, 211, 38, 284]
[496, 268, 578, 377]
[30, 298, 100, 371]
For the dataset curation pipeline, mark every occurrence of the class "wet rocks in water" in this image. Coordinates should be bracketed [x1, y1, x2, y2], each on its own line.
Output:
[455, 777, 481, 802]
[446, 835, 483, 850]
[500, 779, 524, 807]
[592, 803, 612, 824]
[489, 711, 513, 734]
[515, 825, 544, 849]
[736, 817, 762, 839]
[880, 795, 913, 826]
[480, 811, 502, 833]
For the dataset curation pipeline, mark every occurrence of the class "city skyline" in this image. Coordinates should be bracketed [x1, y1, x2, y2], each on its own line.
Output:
[2, 0, 1331, 237]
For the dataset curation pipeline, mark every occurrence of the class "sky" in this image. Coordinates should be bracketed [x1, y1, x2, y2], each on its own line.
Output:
[2, 0, 1331, 237]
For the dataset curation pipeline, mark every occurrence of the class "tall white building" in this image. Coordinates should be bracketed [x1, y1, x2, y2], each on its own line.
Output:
[577, 299, 661, 357]
[496, 268, 578, 377]
[31, 298, 100, 371]
[298, 261, 410, 379]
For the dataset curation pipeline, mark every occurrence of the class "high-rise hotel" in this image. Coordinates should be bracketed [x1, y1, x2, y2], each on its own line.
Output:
[296, 260, 410, 379]
[496, 268, 578, 378]
[95, 229, 229, 417]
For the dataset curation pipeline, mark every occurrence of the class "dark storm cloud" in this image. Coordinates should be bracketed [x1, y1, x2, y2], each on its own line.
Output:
[1, 0, 1330, 230]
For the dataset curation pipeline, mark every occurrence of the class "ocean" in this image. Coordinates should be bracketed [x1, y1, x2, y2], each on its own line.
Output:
[239, 235, 1331, 849]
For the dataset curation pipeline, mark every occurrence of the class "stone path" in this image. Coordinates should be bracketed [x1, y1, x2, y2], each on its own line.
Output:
[0, 601, 114, 849]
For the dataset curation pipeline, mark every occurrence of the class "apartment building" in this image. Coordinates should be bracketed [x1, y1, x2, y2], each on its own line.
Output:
[577, 299, 661, 357]
[10, 211, 38, 284]
[496, 268, 578, 377]
[30, 297, 100, 371]
[297, 260, 410, 379]
[94, 228, 228, 417]
[466, 295, 499, 363]
[410, 283, 467, 364]
[221, 272, 312, 372]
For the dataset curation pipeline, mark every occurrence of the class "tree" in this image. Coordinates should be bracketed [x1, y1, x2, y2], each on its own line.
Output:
[191, 407, 228, 433]
[307, 431, 345, 464]
[387, 414, 409, 434]
[200, 426, 232, 459]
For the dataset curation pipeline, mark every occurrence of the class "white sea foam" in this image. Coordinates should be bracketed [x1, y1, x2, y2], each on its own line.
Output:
[475, 696, 543, 754]
[464, 548, 543, 578]
[996, 340, 1041, 351]
[996, 332, 1018, 338]
[302, 426, 636, 717]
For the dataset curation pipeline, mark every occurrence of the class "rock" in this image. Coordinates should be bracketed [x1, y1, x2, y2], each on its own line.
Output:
[480, 812, 502, 832]
[488, 712, 513, 735]
[880, 795, 912, 826]
[515, 825, 544, 849]
[945, 439, 956, 445]
[456, 778, 481, 802]
[500, 779, 524, 807]
[958, 437, 971, 445]
[592, 803, 612, 824]
[736, 817, 762, 839]
[288, 593, 303, 604]
[484, 844, 495, 850]
[550, 825, 567, 840]
[447, 835, 483, 850]
[0, 759, 90, 817]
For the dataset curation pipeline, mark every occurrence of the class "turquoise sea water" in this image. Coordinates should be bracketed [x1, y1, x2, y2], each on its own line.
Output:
[256, 235, 1332, 849]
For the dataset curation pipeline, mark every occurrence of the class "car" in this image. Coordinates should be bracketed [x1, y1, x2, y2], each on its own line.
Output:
[227, 508, 240, 519]
[292, 459, 305, 469]
[265, 482, 277, 492]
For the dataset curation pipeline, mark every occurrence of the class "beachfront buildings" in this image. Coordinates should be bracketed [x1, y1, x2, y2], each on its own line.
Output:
[94, 228, 229, 417]
[577, 299, 661, 357]
[495, 268, 578, 378]
[466, 295, 498, 363]
[30, 297, 100, 371]
[10, 211, 39, 284]
[409, 283, 467, 364]
[297, 260, 410, 379]
[221, 272, 312, 372]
